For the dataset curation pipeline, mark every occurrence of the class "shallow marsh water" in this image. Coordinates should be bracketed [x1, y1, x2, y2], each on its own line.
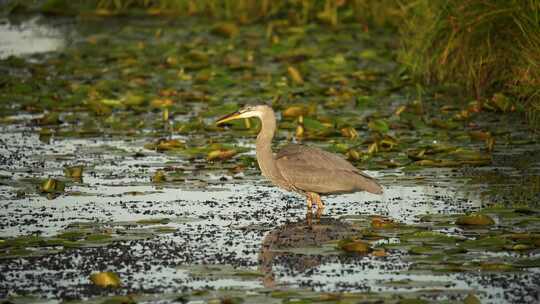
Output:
[0, 16, 539, 304]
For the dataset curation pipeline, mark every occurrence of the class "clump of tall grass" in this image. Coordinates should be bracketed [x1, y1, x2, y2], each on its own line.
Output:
[398, 0, 540, 126]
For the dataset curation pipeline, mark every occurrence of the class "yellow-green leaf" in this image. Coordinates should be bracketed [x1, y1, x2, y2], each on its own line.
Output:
[90, 272, 121, 288]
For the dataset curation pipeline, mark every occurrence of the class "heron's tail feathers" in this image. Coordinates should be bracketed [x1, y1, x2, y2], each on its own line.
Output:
[356, 175, 383, 195]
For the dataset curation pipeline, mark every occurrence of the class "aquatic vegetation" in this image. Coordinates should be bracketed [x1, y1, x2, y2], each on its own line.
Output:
[3, 0, 537, 130]
[0, 8, 538, 304]
[40, 178, 65, 194]
[90, 271, 122, 288]
[398, 0, 540, 128]
[64, 165, 84, 179]
[0, 220, 180, 259]
[338, 238, 371, 254]
[455, 214, 495, 226]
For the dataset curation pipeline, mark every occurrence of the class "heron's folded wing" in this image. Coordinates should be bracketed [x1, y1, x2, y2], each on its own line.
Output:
[277, 144, 370, 174]
[275, 144, 381, 194]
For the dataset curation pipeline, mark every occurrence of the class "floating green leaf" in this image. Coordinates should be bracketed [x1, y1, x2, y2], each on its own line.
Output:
[90, 272, 121, 288]
[368, 119, 389, 133]
[40, 178, 65, 193]
[64, 166, 83, 179]
[456, 214, 495, 226]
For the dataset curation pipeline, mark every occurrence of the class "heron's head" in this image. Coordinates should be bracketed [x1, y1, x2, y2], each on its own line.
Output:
[215, 104, 270, 125]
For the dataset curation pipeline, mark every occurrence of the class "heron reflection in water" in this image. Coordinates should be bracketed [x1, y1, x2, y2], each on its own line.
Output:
[259, 216, 358, 288]
[216, 104, 383, 215]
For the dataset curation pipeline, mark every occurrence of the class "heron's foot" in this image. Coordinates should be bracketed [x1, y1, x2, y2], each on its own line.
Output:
[305, 211, 313, 226]
[316, 206, 324, 219]
[306, 192, 324, 220]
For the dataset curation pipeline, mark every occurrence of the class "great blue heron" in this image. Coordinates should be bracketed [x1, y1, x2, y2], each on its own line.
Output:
[216, 104, 383, 214]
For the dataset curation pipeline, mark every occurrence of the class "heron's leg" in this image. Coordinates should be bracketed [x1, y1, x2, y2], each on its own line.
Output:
[313, 193, 324, 209]
[305, 210, 313, 226]
[306, 192, 313, 211]
[313, 193, 324, 218]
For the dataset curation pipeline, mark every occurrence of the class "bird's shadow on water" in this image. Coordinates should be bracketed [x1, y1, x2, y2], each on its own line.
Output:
[258, 215, 359, 288]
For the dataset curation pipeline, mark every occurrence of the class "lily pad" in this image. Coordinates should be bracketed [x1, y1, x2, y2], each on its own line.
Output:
[338, 239, 371, 254]
[456, 214, 495, 226]
[211, 22, 239, 38]
[64, 166, 84, 179]
[368, 119, 389, 133]
[207, 149, 237, 161]
[371, 216, 399, 229]
[90, 272, 121, 288]
[144, 139, 184, 152]
[151, 170, 167, 183]
[40, 178, 65, 193]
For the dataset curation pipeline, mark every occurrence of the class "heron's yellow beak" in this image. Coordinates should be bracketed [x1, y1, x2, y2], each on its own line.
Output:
[216, 111, 243, 125]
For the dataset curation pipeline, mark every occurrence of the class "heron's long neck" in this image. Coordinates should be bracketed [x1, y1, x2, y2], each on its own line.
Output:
[256, 110, 281, 181]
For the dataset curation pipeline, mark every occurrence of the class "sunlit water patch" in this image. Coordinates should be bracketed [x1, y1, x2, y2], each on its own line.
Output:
[0, 17, 69, 59]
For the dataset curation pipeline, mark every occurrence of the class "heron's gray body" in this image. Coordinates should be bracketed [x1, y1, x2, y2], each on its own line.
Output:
[274, 144, 382, 195]
[251, 105, 383, 197]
